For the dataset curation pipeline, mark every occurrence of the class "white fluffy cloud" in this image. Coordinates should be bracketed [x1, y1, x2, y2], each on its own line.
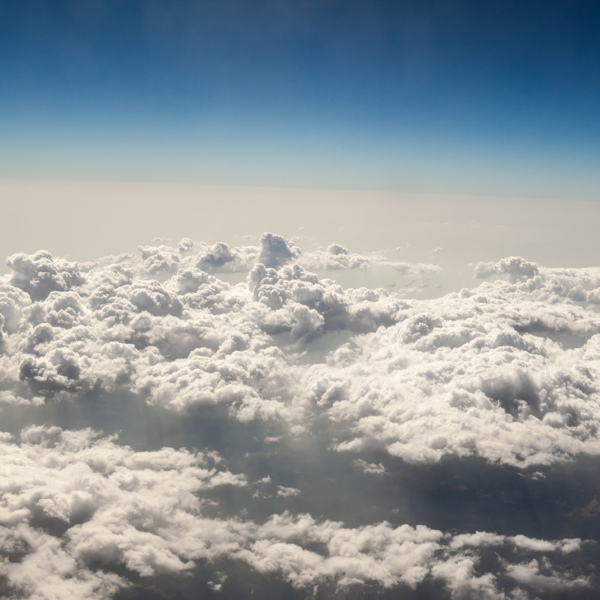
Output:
[3, 244, 600, 468]
[134, 234, 441, 281]
[0, 236, 415, 421]
[2, 239, 600, 598]
[300, 242, 441, 277]
[303, 265, 600, 467]
[6, 251, 85, 301]
[0, 426, 245, 599]
[0, 426, 589, 600]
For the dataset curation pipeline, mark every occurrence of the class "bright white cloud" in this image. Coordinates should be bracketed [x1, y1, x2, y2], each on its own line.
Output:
[300, 261, 600, 468]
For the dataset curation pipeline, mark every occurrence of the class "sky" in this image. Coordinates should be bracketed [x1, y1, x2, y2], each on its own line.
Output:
[1, 0, 599, 199]
[3, 3, 600, 600]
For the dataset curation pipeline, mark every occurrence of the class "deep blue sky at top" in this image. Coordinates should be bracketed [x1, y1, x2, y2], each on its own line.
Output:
[1, 0, 599, 199]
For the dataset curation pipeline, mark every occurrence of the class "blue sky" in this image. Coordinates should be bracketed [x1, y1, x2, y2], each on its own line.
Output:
[1, 0, 599, 199]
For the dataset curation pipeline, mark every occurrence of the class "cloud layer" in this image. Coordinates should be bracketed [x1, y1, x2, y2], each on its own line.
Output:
[4, 240, 600, 467]
[1, 235, 600, 598]
[0, 426, 591, 600]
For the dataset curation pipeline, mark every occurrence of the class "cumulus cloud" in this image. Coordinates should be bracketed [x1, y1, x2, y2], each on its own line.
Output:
[0, 425, 246, 599]
[6, 251, 85, 301]
[133, 235, 441, 283]
[3, 243, 600, 467]
[2, 239, 600, 598]
[233, 515, 589, 597]
[246, 262, 407, 342]
[301, 263, 600, 468]
[474, 256, 540, 280]
[258, 232, 301, 269]
[353, 458, 386, 475]
[300, 242, 441, 277]
[300, 243, 374, 271]
[0, 427, 589, 599]
[0, 238, 418, 420]
[138, 244, 181, 275]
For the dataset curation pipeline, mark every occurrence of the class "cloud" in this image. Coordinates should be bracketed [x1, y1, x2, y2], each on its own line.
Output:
[1, 239, 600, 598]
[258, 233, 301, 269]
[6, 251, 85, 301]
[0, 425, 246, 599]
[301, 263, 600, 468]
[353, 458, 386, 475]
[276, 486, 301, 497]
[246, 262, 406, 341]
[0, 426, 588, 599]
[234, 514, 588, 596]
[383, 260, 442, 276]
[133, 235, 441, 283]
[474, 256, 539, 280]
[300, 243, 441, 277]
[300, 243, 373, 271]
[138, 244, 181, 275]
[4, 243, 600, 469]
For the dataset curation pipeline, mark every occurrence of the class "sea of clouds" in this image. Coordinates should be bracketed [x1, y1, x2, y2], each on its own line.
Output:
[0, 233, 599, 599]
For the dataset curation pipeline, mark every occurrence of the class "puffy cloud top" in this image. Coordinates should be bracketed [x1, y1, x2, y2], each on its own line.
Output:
[258, 232, 301, 268]
[7, 251, 85, 301]
[475, 256, 540, 280]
